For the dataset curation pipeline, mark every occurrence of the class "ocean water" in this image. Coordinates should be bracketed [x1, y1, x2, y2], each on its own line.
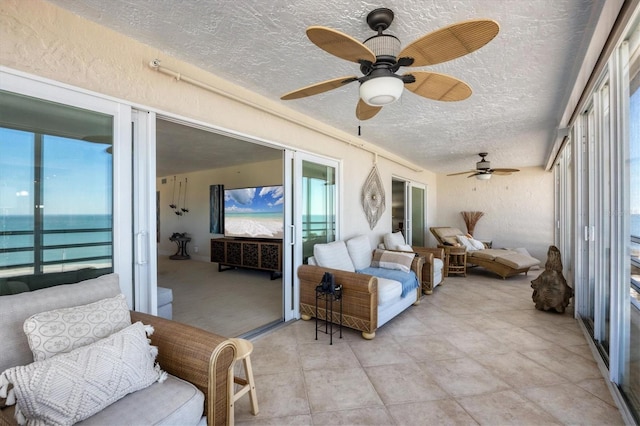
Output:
[1, 214, 113, 268]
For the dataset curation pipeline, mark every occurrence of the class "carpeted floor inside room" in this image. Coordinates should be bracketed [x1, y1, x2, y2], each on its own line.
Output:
[157, 255, 282, 337]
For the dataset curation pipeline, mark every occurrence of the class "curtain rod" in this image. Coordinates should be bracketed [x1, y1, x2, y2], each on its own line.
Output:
[148, 59, 422, 172]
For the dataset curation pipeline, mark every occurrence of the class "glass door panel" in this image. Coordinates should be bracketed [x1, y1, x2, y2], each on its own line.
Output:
[624, 29, 640, 419]
[0, 90, 114, 282]
[411, 185, 425, 246]
[300, 159, 336, 264]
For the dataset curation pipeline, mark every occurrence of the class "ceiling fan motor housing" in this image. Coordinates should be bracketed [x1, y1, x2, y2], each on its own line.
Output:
[477, 159, 490, 170]
[364, 34, 401, 63]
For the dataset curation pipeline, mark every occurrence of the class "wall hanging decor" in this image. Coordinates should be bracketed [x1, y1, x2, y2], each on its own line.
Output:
[362, 165, 385, 229]
[169, 177, 190, 216]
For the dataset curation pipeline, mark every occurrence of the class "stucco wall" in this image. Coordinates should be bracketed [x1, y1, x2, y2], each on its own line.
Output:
[435, 166, 554, 260]
[0, 0, 437, 251]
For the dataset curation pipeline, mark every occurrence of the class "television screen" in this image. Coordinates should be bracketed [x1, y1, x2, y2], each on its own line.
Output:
[224, 186, 284, 239]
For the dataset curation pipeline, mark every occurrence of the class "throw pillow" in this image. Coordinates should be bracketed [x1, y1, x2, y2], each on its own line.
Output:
[468, 237, 486, 250]
[346, 235, 373, 271]
[395, 244, 413, 252]
[313, 240, 356, 272]
[23, 294, 131, 361]
[0, 322, 166, 426]
[383, 232, 407, 251]
[370, 249, 414, 273]
[456, 235, 477, 251]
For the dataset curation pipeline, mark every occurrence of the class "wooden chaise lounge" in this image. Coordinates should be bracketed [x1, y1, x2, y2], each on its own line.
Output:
[430, 227, 540, 279]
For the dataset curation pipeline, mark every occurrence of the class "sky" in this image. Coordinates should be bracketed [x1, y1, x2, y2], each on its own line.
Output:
[224, 186, 284, 214]
[0, 128, 113, 215]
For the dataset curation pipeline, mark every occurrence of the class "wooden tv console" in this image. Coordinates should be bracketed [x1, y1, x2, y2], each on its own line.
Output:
[210, 238, 282, 279]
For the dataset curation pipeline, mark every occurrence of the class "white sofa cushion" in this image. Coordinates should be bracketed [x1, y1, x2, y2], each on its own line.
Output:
[346, 235, 373, 271]
[23, 293, 131, 361]
[77, 374, 204, 426]
[0, 321, 165, 426]
[376, 277, 402, 306]
[313, 240, 355, 272]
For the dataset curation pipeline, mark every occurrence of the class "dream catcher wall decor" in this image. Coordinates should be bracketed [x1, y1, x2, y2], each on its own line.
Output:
[362, 165, 385, 229]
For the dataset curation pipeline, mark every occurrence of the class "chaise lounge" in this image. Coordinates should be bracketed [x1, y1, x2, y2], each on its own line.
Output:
[430, 226, 540, 279]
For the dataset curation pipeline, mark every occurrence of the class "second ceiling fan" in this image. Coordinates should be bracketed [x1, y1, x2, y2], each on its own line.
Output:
[280, 7, 499, 120]
[447, 153, 520, 179]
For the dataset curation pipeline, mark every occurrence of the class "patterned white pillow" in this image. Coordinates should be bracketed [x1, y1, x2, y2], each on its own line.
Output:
[23, 294, 130, 361]
[0, 321, 166, 426]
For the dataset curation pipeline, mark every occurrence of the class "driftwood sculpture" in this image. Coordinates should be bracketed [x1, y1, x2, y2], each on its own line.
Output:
[531, 245, 573, 313]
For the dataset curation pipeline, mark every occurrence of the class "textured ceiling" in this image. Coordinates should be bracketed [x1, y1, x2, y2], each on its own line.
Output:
[47, 0, 605, 174]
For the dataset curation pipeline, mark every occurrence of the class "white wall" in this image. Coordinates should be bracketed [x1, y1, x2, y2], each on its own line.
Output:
[156, 159, 284, 261]
[436, 166, 554, 260]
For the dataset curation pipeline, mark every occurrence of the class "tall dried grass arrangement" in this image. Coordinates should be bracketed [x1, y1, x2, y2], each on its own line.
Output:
[461, 211, 485, 236]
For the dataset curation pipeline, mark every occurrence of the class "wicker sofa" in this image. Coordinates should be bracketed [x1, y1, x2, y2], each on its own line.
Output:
[298, 235, 423, 339]
[430, 226, 540, 279]
[0, 273, 236, 426]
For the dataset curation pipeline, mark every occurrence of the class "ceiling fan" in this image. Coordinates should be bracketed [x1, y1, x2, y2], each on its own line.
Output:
[280, 8, 499, 120]
[447, 153, 519, 180]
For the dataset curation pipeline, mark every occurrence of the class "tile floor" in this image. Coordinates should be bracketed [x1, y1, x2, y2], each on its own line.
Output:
[234, 268, 625, 425]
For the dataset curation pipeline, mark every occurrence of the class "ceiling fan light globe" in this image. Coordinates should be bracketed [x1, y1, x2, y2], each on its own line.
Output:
[360, 76, 404, 106]
[476, 173, 492, 180]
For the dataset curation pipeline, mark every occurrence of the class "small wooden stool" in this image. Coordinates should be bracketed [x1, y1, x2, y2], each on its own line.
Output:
[229, 338, 259, 423]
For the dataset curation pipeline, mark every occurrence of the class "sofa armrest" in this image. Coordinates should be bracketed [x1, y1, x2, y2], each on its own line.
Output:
[297, 265, 378, 336]
[130, 311, 236, 426]
[412, 246, 444, 262]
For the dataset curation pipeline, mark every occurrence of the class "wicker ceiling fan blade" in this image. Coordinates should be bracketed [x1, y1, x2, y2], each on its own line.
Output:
[356, 99, 382, 120]
[466, 172, 483, 178]
[399, 19, 499, 67]
[492, 168, 520, 175]
[446, 170, 476, 176]
[306, 26, 377, 64]
[281, 76, 358, 100]
[404, 71, 472, 101]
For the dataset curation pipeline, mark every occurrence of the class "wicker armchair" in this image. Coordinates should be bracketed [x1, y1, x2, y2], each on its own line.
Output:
[381, 232, 445, 294]
[130, 312, 236, 426]
[410, 246, 445, 294]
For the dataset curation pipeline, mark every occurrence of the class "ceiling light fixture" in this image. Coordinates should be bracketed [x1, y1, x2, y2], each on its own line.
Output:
[359, 76, 404, 106]
[476, 173, 492, 180]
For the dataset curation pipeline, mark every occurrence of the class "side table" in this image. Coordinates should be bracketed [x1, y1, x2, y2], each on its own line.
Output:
[315, 284, 343, 345]
[447, 246, 467, 276]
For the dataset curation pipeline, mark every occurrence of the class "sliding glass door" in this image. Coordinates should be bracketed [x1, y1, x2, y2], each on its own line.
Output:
[291, 152, 339, 319]
[0, 70, 133, 304]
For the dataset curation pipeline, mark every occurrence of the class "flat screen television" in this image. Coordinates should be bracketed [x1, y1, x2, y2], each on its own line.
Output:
[224, 185, 284, 239]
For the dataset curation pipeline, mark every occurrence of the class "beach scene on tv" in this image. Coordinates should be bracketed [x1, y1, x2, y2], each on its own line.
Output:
[224, 186, 284, 239]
